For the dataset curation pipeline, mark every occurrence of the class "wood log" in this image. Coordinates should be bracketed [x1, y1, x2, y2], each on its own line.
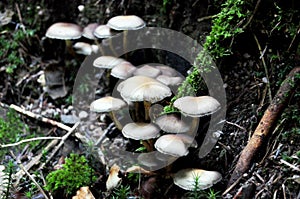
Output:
[228, 66, 300, 186]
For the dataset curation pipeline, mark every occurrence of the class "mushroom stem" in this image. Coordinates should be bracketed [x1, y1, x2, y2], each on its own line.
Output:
[94, 39, 105, 55]
[109, 111, 123, 130]
[65, 40, 76, 57]
[123, 30, 128, 58]
[144, 101, 151, 122]
[142, 140, 153, 152]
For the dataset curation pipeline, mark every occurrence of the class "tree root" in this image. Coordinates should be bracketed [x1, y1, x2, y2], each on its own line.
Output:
[228, 66, 300, 186]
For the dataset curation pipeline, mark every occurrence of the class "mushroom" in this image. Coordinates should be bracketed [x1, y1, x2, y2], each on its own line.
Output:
[106, 164, 122, 191]
[173, 96, 221, 117]
[122, 122, 160, 152]
[93, 56, 125, 69]
[82, 23, 99, 40]
[154, 134, 197, 157]
[45, 22, 82, 55]
[73, 42, 98, 55]
[156, 75, 183, 86]
[117, 76, 172, 122]
[133, 65, 161, 78]
[172, 168, 222, 190]
[111, 61, 137, 80]
[154, 65, 179, 77]
[90, 96, 127, 130]
[93, 24, 114, 39]
[122, 122, 160, 140]
[107, 15, 145, 53]
[154, 113, 190, 134]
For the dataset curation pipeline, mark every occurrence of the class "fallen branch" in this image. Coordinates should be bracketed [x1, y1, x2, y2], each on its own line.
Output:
[1, 136, 62, 148]
[5, 103, 72, 131]
[228, 66, 300, 186]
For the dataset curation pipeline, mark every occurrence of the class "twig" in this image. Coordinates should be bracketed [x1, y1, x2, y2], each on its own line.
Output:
[228, 66, 300, 187]
[253, 34, 272, 103]
[10, 151, 50, 199]
[1, 136, 62, 148]
[225, 120, 247, 132]
[243, 0, 262, 29]
[14, 139, 59, 186]
[38, 122, 80, 170]
[8, 104, 72, 131]
[280, 159, 300, 172]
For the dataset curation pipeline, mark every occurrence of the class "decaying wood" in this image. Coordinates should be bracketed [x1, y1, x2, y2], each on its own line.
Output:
[228, 66, 300, 186]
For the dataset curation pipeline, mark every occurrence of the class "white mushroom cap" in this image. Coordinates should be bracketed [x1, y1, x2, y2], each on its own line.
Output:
[154, 134, 197, 157]
[154, 114, 190, 133]
[122, 122, 160, 140]
[82, 23, 98, 40]
[90, 96, 127, 112]
[173, 96, 221, 117]
[137, 153, 161, 168]
[107, 15, 146, 31]
[111, 61, 137, 79]
[94, 25, 113, 39]
[133, 65, 161, 78]
[117, 76, 172, 103]
[93, 56, 125, 69]
[45, 22, 82, 40]
[173, 168, 222, 190]
[156, 75, 183, 86]
[154, 65, 179, 77]
[73, 42, 93, 55]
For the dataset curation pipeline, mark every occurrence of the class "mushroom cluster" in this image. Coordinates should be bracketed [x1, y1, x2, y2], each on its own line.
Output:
[45, 16, 223, 191]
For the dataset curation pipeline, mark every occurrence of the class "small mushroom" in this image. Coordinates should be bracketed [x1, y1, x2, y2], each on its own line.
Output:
[73, 42, 98, 55]
[172, 168, 222, 190]
[93, 56, 125, 69]
[93, 24, 114, 39]
[45, 22, 82, 40]
[117, 76, 171, 104]
[90, 96, 127, 130]
[82, 23, 99, 40]
[107, 15, 146, 31]
[45, 22, 82, 56]
[156, 75, 183, 86]
[117, 76, 172, 122]
[107, 15, 145, 54]
[154, 113, 190, 134]
[111, 61, 136, 79]
[133, 65, 161, 78]
[122, 122, 160, 140]
[173, 96, 221, 117]
[106, 164, 122, 191]
[154, 134, 197, 157]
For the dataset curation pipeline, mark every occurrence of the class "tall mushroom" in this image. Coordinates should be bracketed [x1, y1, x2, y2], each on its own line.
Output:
[90, 96, 127, 130]
[107, 15, 146, 54]
[45, 22, 82, 56]
[117, 75, 172, 122]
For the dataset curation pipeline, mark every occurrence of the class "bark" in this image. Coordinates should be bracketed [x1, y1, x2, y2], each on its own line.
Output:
[228, 66, 300, 186]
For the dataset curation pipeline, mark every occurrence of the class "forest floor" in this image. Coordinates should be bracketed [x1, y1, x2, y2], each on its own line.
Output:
[0, 1, 299, 199]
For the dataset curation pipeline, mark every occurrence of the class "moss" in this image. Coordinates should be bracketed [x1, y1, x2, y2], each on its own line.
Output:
[45, 153, 97, 196]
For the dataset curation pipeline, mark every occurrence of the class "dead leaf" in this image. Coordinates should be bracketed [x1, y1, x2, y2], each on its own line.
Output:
[0, 9, 14, 26]
[106, 164, 122, 191]
[72, 186, 95, 199]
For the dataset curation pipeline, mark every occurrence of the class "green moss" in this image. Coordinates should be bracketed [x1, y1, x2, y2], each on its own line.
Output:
[45, 153, 97, 196]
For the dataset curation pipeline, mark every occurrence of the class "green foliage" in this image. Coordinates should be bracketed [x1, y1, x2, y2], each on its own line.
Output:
[112, 185, 131, 199]
[0, 108, 30, 160]
[45, 153, 97, 196]
[0, 28, 35, 74]
[204, 0, 250, 58]
[1, 160, 15, 199]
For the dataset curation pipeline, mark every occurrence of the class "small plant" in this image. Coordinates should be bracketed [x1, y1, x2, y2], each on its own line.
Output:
[45, 153, 97, 196]
[0, 160, 14, 199]
[112, 185, 131, 199]
[0, 108, 30, 160]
